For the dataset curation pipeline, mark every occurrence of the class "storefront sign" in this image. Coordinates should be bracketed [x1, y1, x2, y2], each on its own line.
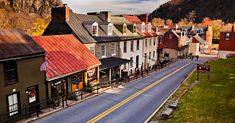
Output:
[87, 68, 96, 77]
[51, 81, 61, 87]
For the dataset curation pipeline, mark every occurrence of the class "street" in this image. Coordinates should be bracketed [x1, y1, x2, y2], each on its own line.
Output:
[35, 59, 205, 123]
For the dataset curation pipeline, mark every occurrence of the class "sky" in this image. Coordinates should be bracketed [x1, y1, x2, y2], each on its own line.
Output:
[61, 0, 169, 15]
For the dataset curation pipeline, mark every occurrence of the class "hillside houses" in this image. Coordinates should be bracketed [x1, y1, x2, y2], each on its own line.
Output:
[218, 25, 235, 58]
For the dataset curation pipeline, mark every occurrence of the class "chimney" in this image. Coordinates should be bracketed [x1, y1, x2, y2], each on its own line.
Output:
[51, 4, 70, 22]
[99, 11, 112, 22]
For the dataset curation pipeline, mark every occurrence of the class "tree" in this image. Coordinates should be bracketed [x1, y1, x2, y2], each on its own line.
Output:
[165, 19, 173, 26]
[151, 18, 165, 26]
[31, 18, 49, 36]
[186, 10, 197, 22]
[211, 19, 223, 39]
[201, 17, 212, 26]
[0, 9, 9, 29]
[178, 18, 193, 26]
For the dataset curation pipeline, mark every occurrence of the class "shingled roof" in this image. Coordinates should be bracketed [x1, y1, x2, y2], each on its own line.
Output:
[0, 29, 44, 61]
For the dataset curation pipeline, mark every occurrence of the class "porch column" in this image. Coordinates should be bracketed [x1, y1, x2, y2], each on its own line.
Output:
[97, 67, 100, 84]
[109, 68, 112, 86]
[119, 66, 122, 78]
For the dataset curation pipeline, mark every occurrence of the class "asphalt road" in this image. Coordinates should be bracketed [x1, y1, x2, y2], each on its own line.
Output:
[35, 59, 206, 123]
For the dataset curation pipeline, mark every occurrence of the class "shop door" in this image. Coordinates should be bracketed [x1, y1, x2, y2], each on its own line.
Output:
[27, 85, 40, 115]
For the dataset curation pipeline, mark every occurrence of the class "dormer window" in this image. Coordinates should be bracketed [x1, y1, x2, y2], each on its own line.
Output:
[200, 29, 204, 33]
[142, 23, 145, 32]
[225, 33, 231, 40]
[148, 23, 152, 32]
[123, 24, 127, 34]
[133, 24, 137, 33]
[92, 22, 98, 36]
[108, 23, 113, 35]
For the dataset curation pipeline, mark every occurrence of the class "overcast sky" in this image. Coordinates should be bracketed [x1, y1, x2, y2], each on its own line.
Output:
[61, 0, 169, 15]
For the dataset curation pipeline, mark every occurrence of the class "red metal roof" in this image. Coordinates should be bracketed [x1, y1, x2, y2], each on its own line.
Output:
[123, 15, 157, 37]
[123, 15, 142, 24]
[33, 35, 101, 80]
[0, 29, 44, 60]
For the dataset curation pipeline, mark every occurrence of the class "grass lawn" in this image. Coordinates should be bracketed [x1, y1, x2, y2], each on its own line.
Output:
[151, 57, 235, 123]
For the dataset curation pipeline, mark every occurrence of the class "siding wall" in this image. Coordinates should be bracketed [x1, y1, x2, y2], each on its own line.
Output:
[0, 56, 46, 113]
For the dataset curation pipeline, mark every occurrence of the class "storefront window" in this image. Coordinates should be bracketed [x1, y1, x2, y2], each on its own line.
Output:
[71, 73, 83, 92]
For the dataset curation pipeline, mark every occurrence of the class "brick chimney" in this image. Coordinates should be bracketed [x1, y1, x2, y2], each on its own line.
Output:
[51, 4, 70, 22]
[99, 11, 112, 22]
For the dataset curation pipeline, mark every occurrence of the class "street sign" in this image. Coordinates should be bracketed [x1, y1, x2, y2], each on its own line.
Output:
[197, 64, 210, 80]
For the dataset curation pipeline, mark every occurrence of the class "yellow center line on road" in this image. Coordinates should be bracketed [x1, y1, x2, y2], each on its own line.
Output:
[87, 62, 192, 123]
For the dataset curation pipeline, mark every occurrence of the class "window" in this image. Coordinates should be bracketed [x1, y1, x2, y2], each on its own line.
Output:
[145, 39, 148, 47]
[131, 41, 134, 51]
[90, 47, 95, 55]
[144, 53, 147, 63]
[136, 40, 139, 50]
[153, 38, 156, 45]
[123, 24, 127, 34]
[111, 44, 116, 55]
[158, 36, 162, 44]
[148, 23, 151, 32]
[149, 38, 152, 46]
[4, 60, 18, 85]
[92, 23, 98, 36]
[142, 23, 145, 32]
[101, 45, 106, 57]
[149, 52, 151, 59]
[130, 57, 133, 68]
[153, 51, 155, 59]
[7, 93, 19, 116]
[124, 41, 127, 53]
[133, 24, 137, 33]
[169, 34, 173, 39]
[225, 33, 231, 40]
[108, 24, 113, 35]
[136, 55, 139, 68]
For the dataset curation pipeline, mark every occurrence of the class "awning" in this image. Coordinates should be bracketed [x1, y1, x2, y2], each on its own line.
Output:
[100, 57, 131, 70]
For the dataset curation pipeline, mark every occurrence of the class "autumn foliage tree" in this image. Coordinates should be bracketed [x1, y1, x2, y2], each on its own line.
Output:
[165, 19, 173, 26]
[30, 18, 49, 36]
[151, 18, 165, 26]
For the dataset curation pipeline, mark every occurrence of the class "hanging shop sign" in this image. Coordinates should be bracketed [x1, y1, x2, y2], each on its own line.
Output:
[87, 68, 96, 77]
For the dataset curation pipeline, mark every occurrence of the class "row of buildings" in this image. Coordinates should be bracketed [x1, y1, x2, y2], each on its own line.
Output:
[0, 5, 214, 121]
